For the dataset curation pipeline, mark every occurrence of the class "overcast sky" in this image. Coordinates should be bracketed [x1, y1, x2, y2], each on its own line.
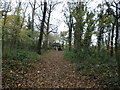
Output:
[48, 0, 103, 33]
[4, 0, 103, 33]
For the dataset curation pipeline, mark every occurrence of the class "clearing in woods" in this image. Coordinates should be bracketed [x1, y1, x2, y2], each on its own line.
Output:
[18, 51, 97, 88]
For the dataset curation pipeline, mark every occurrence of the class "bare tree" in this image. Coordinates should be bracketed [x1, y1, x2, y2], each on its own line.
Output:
[63, 2, 74, 51]
[29, 0, 37, 39]
[44, 1, 61, 50]
[20, 3, 28, 29]
[37, 0, 47, 54]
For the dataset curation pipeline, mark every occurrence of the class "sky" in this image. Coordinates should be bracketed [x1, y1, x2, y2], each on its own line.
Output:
[48, 0, 103, 33]
[4, 0, 103, 33]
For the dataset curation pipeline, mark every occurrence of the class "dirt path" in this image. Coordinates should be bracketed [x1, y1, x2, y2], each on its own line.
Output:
[18, 51, 96, 88]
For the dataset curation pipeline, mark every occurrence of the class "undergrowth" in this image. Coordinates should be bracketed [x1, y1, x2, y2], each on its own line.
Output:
[2, 47, 41, 88]
[64, 49, 119, 88]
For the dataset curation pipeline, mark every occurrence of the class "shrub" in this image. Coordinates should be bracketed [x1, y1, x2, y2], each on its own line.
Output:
[3, 47, 40, 62]
[64, 49, 119, 87]
[2, 47, 41, 72]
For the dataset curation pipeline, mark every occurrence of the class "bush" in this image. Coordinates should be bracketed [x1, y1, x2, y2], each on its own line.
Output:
[2, 47, 41, 72]
[64, 49, 119, 87]
[3, 47, 40, 61]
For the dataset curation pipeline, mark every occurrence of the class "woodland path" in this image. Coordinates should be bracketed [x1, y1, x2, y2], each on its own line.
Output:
[19, 51, 97, 88]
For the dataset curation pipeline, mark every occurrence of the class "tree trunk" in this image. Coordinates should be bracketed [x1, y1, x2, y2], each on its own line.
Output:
[115, 4, 119, 56]
[2, 12, 7, 52]
[45, 6, 51, 50]
[20, 5, 28, 29]
[45, 33, 49, 50]
[37, 1, 47, 54]
[115, 18, 120, 86]
[74, 24, 81, 51]
[68, 14, 73, 51]
[31, 0, 36, 40]
[98, 27, 103, 51]
[74, 28, 77, 50]
[115, 4, 120, 85]
[107, 29, 111, 51]
[110, 22, 115, 56]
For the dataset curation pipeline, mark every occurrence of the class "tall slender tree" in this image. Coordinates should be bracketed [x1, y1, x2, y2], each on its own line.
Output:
[38, 0, 47, 54]
[20, 3, 28, 29]
[29, 0, 36, 40]
[84, 12, 95, 48]
[45, 1, 60, 50]
[72, 2, 86, 51]
[105, 0, 120, 85]
[63, 2, 74, 51]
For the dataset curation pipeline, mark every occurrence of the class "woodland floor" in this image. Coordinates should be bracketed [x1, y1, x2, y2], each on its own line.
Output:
[7, 50, 100, 88]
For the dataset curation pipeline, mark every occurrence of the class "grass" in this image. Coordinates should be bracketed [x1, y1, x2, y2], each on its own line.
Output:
[64, 49, 119, 88]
